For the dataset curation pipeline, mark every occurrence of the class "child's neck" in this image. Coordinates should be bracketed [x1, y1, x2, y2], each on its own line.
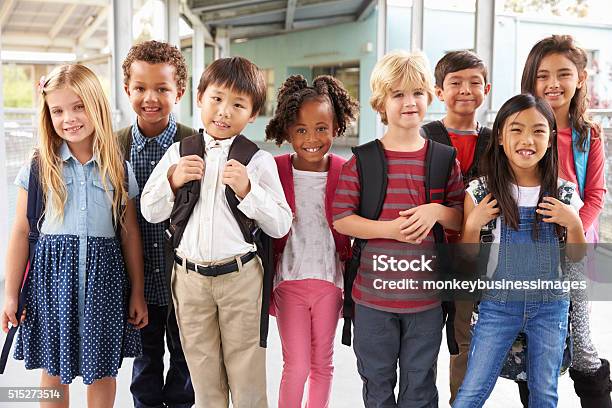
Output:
[553, 106, 571, 129]
[137, 116, 170, 138]
[442, 113, 478, 131]
[67, 139, 94, 165]
[292, 154, 329, 172]
[381, 125, 425, 152]
[513, 167, 541, 187]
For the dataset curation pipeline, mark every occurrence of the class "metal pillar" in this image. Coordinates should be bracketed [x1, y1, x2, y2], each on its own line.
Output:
[165, 0, 180, 46]
[411, 0, 424, 51]
[475, 0, 497, 125]
[0, 26, 8, 278]
[181, 2, 209, 129]
[375, 0, 387, 139]
[214, 26, 230, 59]
[110, 0, 133, 129]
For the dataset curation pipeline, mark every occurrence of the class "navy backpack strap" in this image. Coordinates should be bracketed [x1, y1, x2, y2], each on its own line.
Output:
[422, 120, 452, 146]
[341, 139, 387, 346]
[0, 155, 45, 374]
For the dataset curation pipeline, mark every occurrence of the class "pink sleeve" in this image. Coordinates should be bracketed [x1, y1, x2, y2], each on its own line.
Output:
[579, 129, 606, 231]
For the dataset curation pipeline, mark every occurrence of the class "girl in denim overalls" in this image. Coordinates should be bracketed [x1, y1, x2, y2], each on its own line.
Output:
[453, 94, 586, 408]
[1, 64, 148, 407]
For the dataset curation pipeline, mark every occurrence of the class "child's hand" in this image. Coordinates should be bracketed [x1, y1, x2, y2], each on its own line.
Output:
[128, 291, 148, 330]
[168, 155, 205, 192]
[386, 216, 410, 242]
[537, 196, 582, 231]
[1, 297, 25, 333]
[466, 193, 500, 231]
[398, 204, 439, 244]
[223, 159, 251, 198]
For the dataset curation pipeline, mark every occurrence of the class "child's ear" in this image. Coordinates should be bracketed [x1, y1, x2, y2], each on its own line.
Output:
[175, 87, 185, 103]
[434, 86, 445, 101]
[484, 83, 491, 96]
[576, 69, 588, 89]
[248, 112, 258, 123]
[196, 92, 203, 108]
[124, 84, 130, 96]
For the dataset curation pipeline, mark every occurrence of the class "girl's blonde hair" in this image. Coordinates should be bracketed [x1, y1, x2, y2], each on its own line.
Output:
[38, 64, 127, 227]
[370, 50, 434, 125]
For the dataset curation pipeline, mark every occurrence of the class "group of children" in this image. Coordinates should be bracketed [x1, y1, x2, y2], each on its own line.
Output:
[0, 33, 609, 408]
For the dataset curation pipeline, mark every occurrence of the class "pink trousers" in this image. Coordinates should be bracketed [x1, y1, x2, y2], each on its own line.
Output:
[273, 279, 342, 408]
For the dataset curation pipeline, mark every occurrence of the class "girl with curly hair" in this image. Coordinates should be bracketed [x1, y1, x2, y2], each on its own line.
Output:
[265, 74, 358, 408]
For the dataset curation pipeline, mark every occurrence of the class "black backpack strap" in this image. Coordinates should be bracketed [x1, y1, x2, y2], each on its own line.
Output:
[225, 135, 260, 244]
[165, 133, 206, 249]
[424, 140, 459, 355]
[341, 139, 387, 346]
[422, 120, 452, 146]
[424, 140, 456, 242]
[0, 155, 45, 374]
[466, 126, 491, 182]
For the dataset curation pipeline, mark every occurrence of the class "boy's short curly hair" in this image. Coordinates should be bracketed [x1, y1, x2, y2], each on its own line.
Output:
[122, 40, 187, 90]
[370, 50, 434, 125]
[265, 75, 359, 146]
[434, 50, 488, 88]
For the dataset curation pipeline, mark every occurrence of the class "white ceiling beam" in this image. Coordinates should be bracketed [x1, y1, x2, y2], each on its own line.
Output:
[2, 32, 106, 50]
[50, 4, 78, 39]
[357, 0, 376, 21]
[0, 0, 16, 27]
[77, 6, 109, 45]
[30, 0, 109, 6]
[292, 15, 355, 29]
[191, 0, 271, 13]
[180, 0, 214, 42]
[285, 0, 297, 30]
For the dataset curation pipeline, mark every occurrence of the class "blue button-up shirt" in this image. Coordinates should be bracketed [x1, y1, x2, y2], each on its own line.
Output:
[129, 115, 177, 306]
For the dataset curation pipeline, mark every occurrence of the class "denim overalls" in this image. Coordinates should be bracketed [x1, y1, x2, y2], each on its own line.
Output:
[453, 205, 570, 408]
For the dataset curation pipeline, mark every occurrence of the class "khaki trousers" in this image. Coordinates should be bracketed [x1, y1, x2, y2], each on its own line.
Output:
[449, 300, 474, 404]
[171, 254, 267, 408]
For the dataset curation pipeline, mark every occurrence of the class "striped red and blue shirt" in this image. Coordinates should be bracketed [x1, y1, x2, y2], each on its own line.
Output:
[332, 140, 464, 313]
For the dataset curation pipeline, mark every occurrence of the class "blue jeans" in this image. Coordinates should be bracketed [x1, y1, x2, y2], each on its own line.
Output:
[453, 299, 569, 408]
[131, 304, 194, 408]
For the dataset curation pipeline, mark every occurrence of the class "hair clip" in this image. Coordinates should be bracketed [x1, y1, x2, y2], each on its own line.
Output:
[37, 76, 47, 94]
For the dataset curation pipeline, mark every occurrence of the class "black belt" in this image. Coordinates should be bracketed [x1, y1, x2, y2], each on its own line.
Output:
[174, 252, 256, 277]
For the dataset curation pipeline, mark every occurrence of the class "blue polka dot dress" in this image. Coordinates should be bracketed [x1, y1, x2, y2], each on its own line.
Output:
[13, 144, 142, 385]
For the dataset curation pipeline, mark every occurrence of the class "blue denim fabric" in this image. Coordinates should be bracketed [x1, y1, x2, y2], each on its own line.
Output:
[453, 206, 570, 408]
[483, 206, 567, 303]
[453, 299, 569, 408]
[131, 305, 194, 408]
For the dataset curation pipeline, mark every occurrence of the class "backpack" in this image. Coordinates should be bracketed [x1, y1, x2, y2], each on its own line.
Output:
[470, 178, 575, 380]
[341, 139, 458, 351]
[166, 132, 274, 348]
[0, 155, 128, 374]
[572, 127, 591, 199]
[421, 120, 491, 184]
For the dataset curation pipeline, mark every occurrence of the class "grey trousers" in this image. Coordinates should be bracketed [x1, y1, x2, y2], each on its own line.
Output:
[353, 304, 443, 408]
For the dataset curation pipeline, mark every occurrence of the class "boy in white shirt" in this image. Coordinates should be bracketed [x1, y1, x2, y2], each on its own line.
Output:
[140, 56, 292, 407]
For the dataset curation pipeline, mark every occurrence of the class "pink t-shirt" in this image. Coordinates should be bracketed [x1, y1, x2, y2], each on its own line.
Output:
[556, 127, 606, 232]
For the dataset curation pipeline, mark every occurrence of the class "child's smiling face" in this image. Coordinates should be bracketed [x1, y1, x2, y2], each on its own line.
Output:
[499, 107, 551, 175]
[534, 52, 586, 117]
[382, 83, 428, 131]
[288, 98, 336, 172]
[46, 87, 95, 148]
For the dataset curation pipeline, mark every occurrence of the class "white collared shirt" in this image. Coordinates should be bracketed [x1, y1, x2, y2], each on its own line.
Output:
[140, 131, 292, 262]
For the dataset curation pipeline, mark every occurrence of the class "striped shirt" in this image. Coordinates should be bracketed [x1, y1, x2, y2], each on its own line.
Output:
[130, 115, 177, 306]
[332, 140, 464, 313]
